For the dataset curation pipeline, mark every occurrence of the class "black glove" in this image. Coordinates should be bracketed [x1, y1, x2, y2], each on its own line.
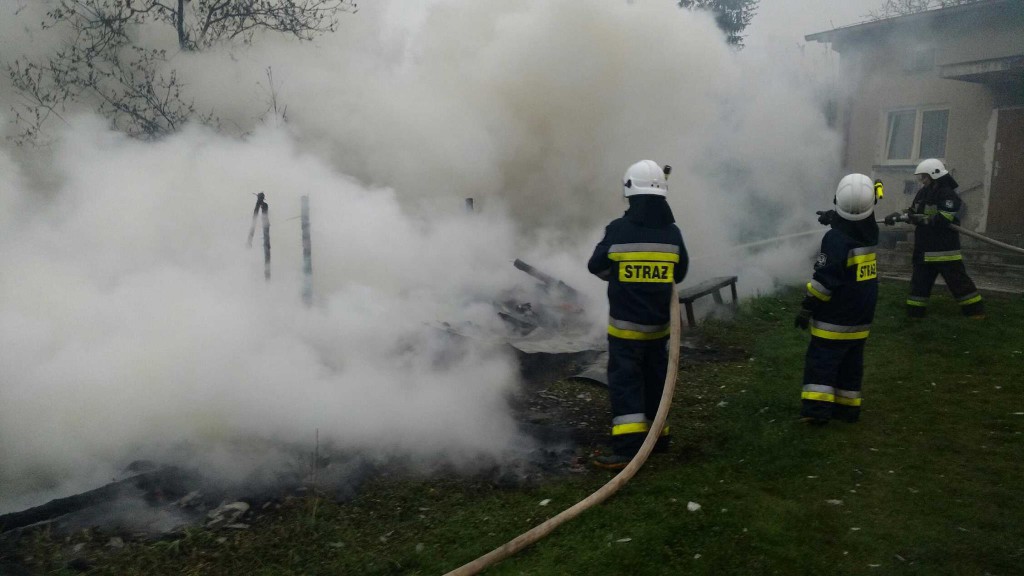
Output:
[794, 308, 812, 330]
[816, 210, 836, 226]
[883, 211, 902, 226]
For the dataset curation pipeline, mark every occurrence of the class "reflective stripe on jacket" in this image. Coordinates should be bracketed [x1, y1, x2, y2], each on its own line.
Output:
[805, 227, 878, 340]
[589, 212, 688, 340]
[910, 181, 962, 257]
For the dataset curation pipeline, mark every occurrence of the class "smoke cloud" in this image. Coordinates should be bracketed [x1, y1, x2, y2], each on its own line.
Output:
[0, 120, 533, 512]
[0, 0, 880, 512]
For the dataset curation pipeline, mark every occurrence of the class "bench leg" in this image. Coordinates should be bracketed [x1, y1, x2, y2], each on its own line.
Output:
[730, 283, 738, 307]
[685, 303, 696, 327]
[712, 290, 724, 305]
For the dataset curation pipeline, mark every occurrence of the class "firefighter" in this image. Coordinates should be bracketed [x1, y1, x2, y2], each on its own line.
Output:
[587, 160, 689, 469]
[883, 159, 984, 318]
[795, 174, 879, 425]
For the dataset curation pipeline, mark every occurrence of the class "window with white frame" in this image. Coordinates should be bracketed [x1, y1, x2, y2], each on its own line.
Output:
[884, 107, 949, 163]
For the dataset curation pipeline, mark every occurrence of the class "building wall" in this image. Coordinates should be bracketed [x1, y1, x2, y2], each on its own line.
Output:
[832, 11, 1023, 230]
[939, 9, 1024, 64]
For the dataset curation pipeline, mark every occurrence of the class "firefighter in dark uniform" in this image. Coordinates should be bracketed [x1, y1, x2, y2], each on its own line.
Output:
[883, 158, 984, 318]
[796, 174, 879, 425]
[588, 160, 688, 469]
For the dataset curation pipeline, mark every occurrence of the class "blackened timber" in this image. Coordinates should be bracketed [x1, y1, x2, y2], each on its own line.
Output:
[262, 200, 271, 281]
[513, 259, 581, 301]
[247, 192, 270, 281]
[0, 467, 195, 534]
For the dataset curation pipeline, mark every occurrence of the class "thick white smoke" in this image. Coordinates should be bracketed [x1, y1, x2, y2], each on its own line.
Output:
[0, 119, 535, 511]
[0, 0, 880, 511]
[172, 0, 851, 283]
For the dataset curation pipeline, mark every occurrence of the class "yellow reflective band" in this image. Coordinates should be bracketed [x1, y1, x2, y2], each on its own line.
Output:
[612, 422, 649, 436]
[939, 211, 955, 221]
[923, 254, 963, 262]
[608, 325, 671, 341]
[801, 391, 835, 403]
[959, 294, 982, 306]
[619, 262, 674, 283]
[810, 326, 870, 340]
[846, 253, 876, 267]
[807, 282, 832, 302]
[661, 426, 670, 436]
[835, 396, 862, 407]
[608, 252, 680, 263]
[906, 299, 928, 307]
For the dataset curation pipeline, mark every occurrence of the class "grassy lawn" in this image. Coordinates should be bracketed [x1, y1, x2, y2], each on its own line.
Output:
[15, 280, 1024, 575]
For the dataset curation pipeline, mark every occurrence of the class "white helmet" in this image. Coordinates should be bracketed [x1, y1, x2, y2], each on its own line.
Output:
[834, 173, 876, 221]
[623, 160, 669, 197]
[914, 158, 948, 179]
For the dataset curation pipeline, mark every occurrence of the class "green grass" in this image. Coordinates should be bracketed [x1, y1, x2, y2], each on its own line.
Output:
[15, 281, 1024, 575]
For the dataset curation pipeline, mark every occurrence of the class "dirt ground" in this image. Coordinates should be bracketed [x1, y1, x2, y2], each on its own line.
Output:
[506, 334, 748, 477]
[0, 333, 750, 576]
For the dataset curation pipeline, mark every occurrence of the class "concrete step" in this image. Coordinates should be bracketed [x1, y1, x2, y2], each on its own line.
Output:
[879, 261, 1024, 280]
[964, 232, 1024, 249]
[877, 243, 1024, 293]
[880, 251, 1024, 273]
[881, 225, 1024, 250]
[879, 272, 1024, 295]
[878, 266, 1023, 294]
[883, 243, 1024, 267]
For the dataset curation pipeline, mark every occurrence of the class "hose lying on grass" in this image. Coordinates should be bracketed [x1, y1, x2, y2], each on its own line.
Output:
[444, 285, 682, 576]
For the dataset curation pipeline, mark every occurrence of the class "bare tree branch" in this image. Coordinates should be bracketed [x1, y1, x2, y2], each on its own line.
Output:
[864, 0, 981, 21]
[5, 0, 356, 143]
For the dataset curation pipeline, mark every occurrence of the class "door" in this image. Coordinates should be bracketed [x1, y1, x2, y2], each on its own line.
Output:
[988, 108, 1024, 235]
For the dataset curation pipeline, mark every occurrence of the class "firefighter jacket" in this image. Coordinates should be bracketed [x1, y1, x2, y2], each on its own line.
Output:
[588, 195, 688, 341]
[909, 175, 963, 263]
[802, 218, 879, 341]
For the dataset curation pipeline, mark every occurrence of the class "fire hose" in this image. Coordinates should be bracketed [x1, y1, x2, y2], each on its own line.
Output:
[948, 224, 1024, 255]
[878, 219, 1024, 256]
[443, 285, 682, 576]
[446, 213, 1018, 573]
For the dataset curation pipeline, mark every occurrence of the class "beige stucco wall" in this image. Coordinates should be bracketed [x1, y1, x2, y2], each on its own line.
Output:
[831, 10, 1023, 230]
[939, 10, 1024, 64]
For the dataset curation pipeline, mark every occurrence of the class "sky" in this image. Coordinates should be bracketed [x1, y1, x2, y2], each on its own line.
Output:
[0, 0, 888, 512]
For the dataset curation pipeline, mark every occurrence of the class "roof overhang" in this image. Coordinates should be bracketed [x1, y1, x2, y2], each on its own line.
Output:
[941, 55, 1024, 84]
[805, 0, 1014, 47]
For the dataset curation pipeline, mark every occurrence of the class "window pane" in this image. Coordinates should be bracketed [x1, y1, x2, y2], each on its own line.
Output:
[920, 109, 949, 158]
[886, 110, 915, 160]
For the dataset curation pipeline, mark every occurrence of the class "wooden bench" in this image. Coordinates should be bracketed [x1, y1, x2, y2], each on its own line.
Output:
[678, 276, 739, 327]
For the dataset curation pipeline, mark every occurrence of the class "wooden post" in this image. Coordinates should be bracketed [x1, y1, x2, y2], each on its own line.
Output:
[248, 192, 270, 281]
[301, 195, 313, 307]
[262, 199, 271, 281]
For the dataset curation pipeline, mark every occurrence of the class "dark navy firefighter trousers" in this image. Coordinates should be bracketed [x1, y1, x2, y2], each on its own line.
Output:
[801, 337, 864, 423]
[608, 336, 670, 456]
